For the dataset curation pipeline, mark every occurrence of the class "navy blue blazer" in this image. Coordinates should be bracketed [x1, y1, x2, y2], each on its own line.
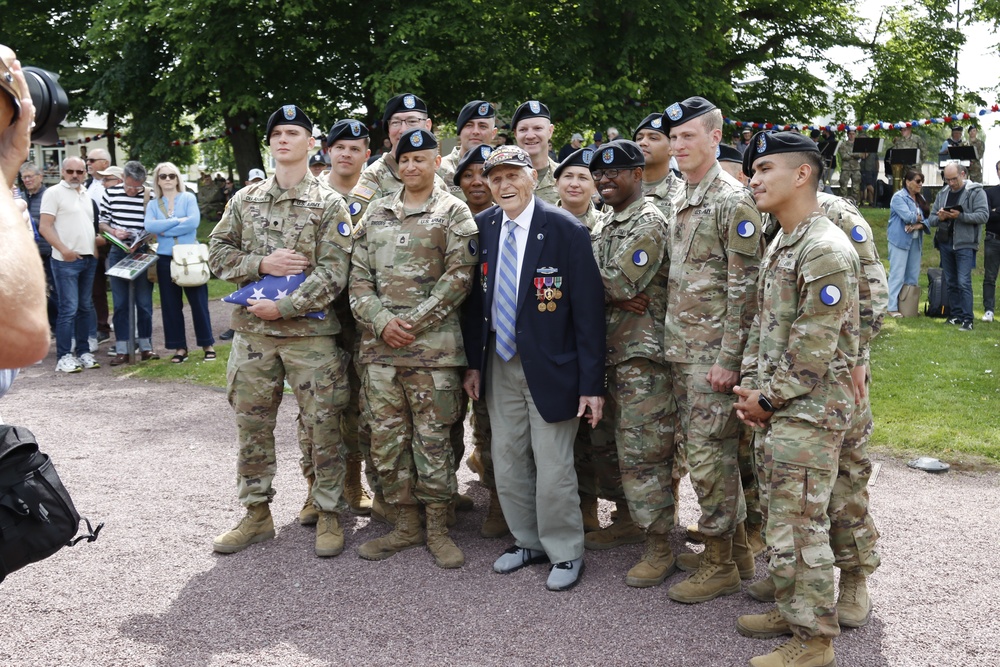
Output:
[462, 197, 606, 423]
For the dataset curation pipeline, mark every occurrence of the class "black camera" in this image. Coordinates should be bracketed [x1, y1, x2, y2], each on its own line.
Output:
[22, 66, 69, 146]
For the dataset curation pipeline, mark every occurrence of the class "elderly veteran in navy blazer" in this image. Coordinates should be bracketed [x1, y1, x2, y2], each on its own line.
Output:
[462, 145, 606, 591]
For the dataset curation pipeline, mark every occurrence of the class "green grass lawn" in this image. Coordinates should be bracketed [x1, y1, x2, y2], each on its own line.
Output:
[123, 205, 1000, 469]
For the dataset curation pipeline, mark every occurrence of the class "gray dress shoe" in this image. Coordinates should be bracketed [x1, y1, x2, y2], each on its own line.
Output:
[546, 557, 584, 591]
[494, 546, 549, 574]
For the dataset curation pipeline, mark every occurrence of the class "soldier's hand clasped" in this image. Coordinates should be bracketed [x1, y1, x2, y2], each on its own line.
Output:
[260, 248, 311, 276]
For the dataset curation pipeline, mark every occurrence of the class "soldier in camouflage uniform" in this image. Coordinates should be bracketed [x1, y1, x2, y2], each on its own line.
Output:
[837, 130, 863, 204]
[660, 97, 762, 605]
[512, 100, 560, 205]
[208, 105, 353, 559]
[635, 112, 684, 220]
[589, 140, 678, 587]
[734, 131, 861, 667]
[351, 129, 477, 569]
[888, 126, 928, 175]
[968, 126, 985, 184]
[438, 100, 497, 202]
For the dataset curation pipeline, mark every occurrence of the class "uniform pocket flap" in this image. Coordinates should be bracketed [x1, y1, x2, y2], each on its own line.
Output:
[800, 543, 834, 568]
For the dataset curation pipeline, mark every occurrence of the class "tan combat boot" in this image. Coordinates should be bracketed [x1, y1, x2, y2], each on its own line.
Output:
[213, 504, 275, 554]
[315, 511, 344, 557]
[584, 502, 644, 550]
[454, 492, 475, 512]
[736, 606, 793, 639]
[299, 476, 318, 526]
[625, 532, 676, 588]
[749, 636, 835, 667]
[747, 575, 777, 602]
[666, 534, 741, 603]
[686, 523, 706, 543]
[480, 488, 511, 539]
[357, 504, 423, 560]
[467, 447, 485, 480]
[676, 521, 756, 580]
[837, 569, 872, 628]
[746, 520, 766, 557]
[425, 503, 465, 569]
[370, 491, 398, 526]
[344, 453, 372, 516]
[579, 493, 600, 533]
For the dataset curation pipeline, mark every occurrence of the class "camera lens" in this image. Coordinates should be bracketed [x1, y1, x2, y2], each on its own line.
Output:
[22, 66, 68, 145]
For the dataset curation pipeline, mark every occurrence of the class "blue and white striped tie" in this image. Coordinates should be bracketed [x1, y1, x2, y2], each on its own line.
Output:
[495, 221, 518, 361]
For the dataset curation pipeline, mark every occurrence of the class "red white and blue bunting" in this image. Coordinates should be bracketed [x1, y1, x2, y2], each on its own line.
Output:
[40, 118, 256, 148]
[724, 105, 1000, 133]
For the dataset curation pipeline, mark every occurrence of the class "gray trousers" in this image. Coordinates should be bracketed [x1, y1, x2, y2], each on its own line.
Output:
[487, 349, 584, 563]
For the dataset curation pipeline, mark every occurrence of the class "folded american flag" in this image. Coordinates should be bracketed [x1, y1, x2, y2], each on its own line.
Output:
[221, 273, 325, 319]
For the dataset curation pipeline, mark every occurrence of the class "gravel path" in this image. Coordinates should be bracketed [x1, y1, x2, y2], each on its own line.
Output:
[1, 311, 997, 666]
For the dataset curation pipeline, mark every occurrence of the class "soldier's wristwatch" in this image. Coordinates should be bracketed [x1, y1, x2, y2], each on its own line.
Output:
[757, 394, 775, 413]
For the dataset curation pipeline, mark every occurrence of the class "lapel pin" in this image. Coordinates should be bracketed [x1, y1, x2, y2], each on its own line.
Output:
[537, 233, 544, 240]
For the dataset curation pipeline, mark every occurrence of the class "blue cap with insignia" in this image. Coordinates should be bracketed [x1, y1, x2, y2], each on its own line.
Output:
[741, 130, 820, 178]
[588, 140, 644, 173]
[511, 100, 551, 131]
[453, 145, 493, 186]
[662, 96, 717, 129]
[265, 105, 313, 145]
[327, 118, 369, 145]
[383, 93, 428, 125]
[395, 128, 438, 158]
[457, 100, 496, 132]
[632, 113, 667, 140]
[554, 146, 595, 179]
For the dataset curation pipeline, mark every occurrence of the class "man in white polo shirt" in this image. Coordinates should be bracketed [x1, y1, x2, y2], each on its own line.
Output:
[38, 156, 100, 373]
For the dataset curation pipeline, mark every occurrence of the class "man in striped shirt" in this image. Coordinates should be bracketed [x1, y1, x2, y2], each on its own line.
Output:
[99, 161, 158, 365]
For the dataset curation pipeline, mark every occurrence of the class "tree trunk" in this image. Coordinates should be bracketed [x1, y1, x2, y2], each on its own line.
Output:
[106, 112, 117, 165]
[224, 110, 263, 182]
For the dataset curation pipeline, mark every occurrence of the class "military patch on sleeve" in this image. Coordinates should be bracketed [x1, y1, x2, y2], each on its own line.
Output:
[727, 201, 763, 256]
[452, 215, 480, 265]
[847, 222, 876, 263]
[330, 219, 354, 250]
[350, 184, 376, 201]
[349, 202, 362, 216]
[619, 238, 661, 284]
[819, 284, 842, 306]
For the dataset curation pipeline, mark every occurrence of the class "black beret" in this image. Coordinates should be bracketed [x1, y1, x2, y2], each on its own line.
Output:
[950, 125, 963, 132]
[395, 128, 438, 159]
[632, 113, 667, 140]
[554, 147, 595, 179]
[810, 129, 821, 139]
[663, 96, 717, 128]
[589, 140, 644, 172]
[717, 144, 743, 164]
[327, 118, 369, 145]
[453, 145, 494, 186]
[741, 131, 821, 178]
[382, 93, 427, 125]
[482, 145, 534, 176]
[457, 100, 496, 132]
[967, 125, 977, 132]
[510, 100, 550, 131]
[265, 105, 313, 145]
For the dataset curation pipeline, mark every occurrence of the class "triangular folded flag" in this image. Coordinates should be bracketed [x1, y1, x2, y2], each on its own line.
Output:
[222, 273, 325, 319]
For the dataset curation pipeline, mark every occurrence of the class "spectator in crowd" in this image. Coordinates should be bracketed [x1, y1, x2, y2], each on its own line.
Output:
[19, 162, 56, 330]
[308, 153, 326, 177]
[196, 170, 226, 224]
[145, 161, 215, 362]
[927, 162, 989, 331]
[38, 157, 100, 373]
[586, 131, 604, 151]
[85, 147, 112, 347]
[982, 160, 1000, 323]
[938, 125, 965, 161]
[557, 133, 583, 162]
[886, 169, 929, 317]
[99, 161, 159, 365]
[605, 126, 620, 141]
[736, 127, 753, 154]
[968, 127, 985, 184]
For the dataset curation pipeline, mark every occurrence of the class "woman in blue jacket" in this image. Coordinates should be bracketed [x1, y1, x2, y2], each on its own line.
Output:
[887, 169, 929, 316]
[145, 162, 215, 362]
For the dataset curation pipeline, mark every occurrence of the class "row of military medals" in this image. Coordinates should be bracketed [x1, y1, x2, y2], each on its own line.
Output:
[535, 277, 563, 312]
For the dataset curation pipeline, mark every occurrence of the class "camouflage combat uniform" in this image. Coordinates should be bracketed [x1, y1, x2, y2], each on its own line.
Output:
[742, 212, 861, 641]
[969, 137, 986, 183]
[349, 187, 477, 507]
[890, 133, 927, 171]
[533, 157, 560, 205]
[437, 145, 466, 202]
[347, 153, 449, 225]
[208, 174, 353, 513]
[664, 162, 762, 537]
[594, 197, 676, 533]
[643, 171, 684, 221]
[837, 140, 863, 204]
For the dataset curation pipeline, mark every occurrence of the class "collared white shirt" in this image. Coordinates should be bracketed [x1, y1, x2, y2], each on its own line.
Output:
[491, 196, 535, 326]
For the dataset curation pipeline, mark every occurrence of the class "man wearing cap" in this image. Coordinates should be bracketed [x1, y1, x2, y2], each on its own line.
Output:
[661, 96, 763, 605]
[967, 126, 985, 183]
[308, 153, 326, 177]
[461, 145, 605, 591]
[511, 100, 560, 205]
[439, 100, 497, 202]
[939, 125, 966, 162]
[836, 129, 862, 204]
[634, 113, 683, 222]
[350, 128, 477, 569]
[589, 140, 677, 588]
[558, 133, 584, 162]
[348, 93, 448, 224]
[737, 127, 753, 154]
[209, 104, 354, 559]
[733, 130, 861, 667]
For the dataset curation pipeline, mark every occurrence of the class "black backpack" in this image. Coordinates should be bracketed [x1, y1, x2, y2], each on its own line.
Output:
[924, 267, 951, 318]
[0, 424, 102, 583]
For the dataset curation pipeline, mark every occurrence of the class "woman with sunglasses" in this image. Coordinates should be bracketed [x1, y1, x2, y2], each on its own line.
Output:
[145, 162, 215, 362]
[886, 168, 930, 317]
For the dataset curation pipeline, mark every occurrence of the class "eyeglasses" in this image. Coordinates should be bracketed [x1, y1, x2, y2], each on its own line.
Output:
[158, 173, 177, 180]
[591, 169, 622, 181]
[913, 179, 924, 184]
[86, 158, 105, 163]
[64, 169, 85, 175]
[388, 117, 427, 130]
